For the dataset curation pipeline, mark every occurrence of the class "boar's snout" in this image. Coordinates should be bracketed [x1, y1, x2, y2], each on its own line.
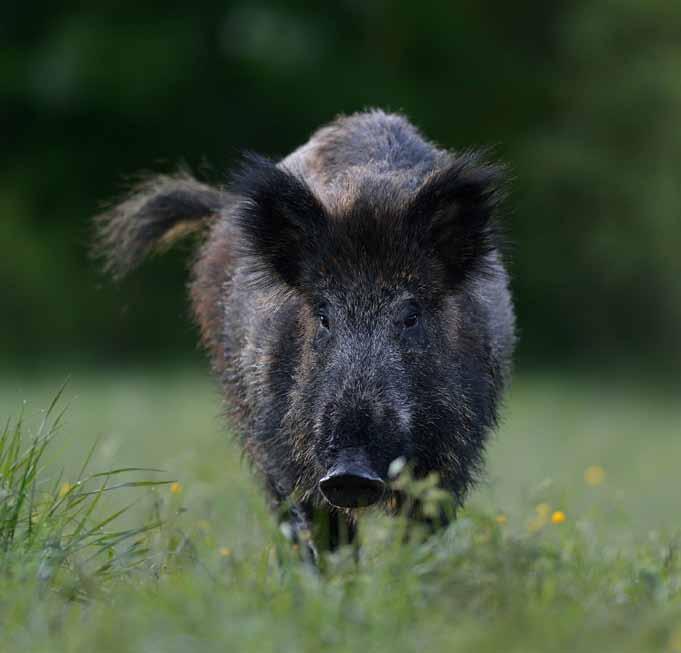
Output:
[319, 448, 385, 509]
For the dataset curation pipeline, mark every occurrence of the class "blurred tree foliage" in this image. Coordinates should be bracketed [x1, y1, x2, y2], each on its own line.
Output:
[517, 0, 681, 367]
[1, 1, 679, 368]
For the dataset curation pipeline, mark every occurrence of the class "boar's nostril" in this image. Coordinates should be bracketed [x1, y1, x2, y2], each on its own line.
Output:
[319, 460, 385, 509]
[319, 473, 385, 508]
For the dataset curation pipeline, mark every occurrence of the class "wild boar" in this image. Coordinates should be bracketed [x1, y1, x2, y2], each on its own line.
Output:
[95, 110, 515, 556]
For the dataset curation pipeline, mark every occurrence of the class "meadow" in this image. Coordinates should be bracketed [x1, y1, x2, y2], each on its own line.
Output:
[1, 366, 679, 652]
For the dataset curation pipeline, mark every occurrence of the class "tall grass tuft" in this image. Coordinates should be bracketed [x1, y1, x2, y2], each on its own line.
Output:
[0, 385, 172, 598]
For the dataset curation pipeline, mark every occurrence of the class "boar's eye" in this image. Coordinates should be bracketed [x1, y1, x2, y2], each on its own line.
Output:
[316, 301, 331, 333]
[403, 313, 418, 329]
[318, 311, 330, 331]
[397, 303, 421, 334]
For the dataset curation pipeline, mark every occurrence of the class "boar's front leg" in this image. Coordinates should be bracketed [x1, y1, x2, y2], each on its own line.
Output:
[276, 498, 357, 563]
[276, 499, 319, 563]
[311, 507, 357, 552]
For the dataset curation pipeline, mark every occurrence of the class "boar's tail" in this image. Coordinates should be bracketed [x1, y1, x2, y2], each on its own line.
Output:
[93, 170, 227, 280]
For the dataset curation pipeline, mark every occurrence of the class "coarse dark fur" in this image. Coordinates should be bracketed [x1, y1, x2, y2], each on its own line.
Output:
[94, 110, 515, 556]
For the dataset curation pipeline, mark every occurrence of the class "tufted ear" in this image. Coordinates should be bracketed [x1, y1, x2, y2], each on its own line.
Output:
[231, 154, 328, 288]
[409, 153, 505, 285]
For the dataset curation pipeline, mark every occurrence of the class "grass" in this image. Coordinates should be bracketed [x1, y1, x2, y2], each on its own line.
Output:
[0, 383, 176, 601]
[0, 367, 679, 652]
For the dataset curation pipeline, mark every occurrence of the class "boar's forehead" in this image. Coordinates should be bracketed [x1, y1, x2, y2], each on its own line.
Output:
[331, 289, 417, 329]
[307, 184, 442, 296]
[309, 230, 437, 298]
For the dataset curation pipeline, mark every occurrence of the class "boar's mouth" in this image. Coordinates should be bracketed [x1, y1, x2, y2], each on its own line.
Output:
[318, 448, 386, 509]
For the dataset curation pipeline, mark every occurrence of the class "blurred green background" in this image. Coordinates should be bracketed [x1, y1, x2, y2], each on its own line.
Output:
[3, 1, 680, 372]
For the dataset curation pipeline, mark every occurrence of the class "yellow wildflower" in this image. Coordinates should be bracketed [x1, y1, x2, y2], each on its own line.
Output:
[495, 514, 508, 526]
[584, 465, 606, 486]
[551, 510, 566, 525]
[170, 482, 183, 495]
[219, 546, 232, 557]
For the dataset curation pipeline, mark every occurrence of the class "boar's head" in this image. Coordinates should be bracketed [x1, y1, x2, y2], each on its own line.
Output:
[233, 153, 512, 510]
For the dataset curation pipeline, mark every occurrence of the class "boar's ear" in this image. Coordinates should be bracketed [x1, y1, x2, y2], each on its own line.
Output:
[410, 154, 505, 284]
[231, 153, 327, 288]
